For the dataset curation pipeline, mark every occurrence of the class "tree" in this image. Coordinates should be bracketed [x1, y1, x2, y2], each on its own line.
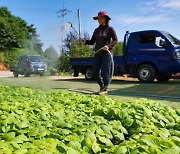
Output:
[0, 7, 43, 67]
[57, 50, 70, 72]
[44, 46, 58, 68]
[63, 31, 93, 57]
[113, 42, 123, 56]
[69, 40, 94, 58]
[57, 31, 93, 72]
[0, 7, 43, 51]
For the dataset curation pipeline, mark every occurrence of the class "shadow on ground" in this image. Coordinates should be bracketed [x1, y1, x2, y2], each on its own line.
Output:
[53, 77, 180, 100]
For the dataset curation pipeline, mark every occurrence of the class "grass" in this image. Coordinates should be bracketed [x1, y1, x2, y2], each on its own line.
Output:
[0, 75, 179, 108]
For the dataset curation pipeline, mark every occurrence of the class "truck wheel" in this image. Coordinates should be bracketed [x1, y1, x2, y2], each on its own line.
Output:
[24, 71, 30, 77]
[85, 68, 94, 80]
[14, 73, 19, 77]
[39, 72, 44, 77]
[137, 64, 156, 83]
[74, 68, 79, 77]
[156, 74, 171, 82]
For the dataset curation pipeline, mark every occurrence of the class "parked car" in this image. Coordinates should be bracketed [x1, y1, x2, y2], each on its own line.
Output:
[70, 30, 180, 82]
[10, 55, 47, 77]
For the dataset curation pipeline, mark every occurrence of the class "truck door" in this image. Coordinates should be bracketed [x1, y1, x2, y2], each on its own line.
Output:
[19, 56, 29, 73]
[128, 31, 170, 68]
[18, 56, 24, 73]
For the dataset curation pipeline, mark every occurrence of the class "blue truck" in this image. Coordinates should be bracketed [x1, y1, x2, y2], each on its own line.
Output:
[70, 30, 180, 83]
[10, 55, 47, 77]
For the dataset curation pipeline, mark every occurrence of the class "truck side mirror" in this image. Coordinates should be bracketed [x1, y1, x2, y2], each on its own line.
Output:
[159, 39, 167, 47]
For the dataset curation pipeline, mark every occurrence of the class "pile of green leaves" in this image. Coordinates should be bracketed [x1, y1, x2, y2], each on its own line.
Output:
[0, 85, 179, 153]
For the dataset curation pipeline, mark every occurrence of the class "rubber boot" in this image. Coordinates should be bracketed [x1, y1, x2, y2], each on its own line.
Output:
[94, 84, 104, 95]
[98, 85, 108, 95]
[100, 84, 104, 91]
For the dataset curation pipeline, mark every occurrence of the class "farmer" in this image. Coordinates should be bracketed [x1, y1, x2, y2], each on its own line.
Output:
[82, 10, 118, 94]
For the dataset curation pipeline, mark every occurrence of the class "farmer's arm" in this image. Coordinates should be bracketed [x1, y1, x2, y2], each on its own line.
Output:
[84, 29, 96, 45]
[107, 27, 118, 50]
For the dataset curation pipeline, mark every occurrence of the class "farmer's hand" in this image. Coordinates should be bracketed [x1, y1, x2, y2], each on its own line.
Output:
[102, 45, 109, 51]
[81, 39, 86, 45]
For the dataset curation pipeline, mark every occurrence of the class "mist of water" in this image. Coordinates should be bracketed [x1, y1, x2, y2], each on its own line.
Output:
[60, 23, 72, 51]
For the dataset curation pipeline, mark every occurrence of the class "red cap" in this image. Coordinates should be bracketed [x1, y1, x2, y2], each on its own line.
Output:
[93, 10, 111, 20]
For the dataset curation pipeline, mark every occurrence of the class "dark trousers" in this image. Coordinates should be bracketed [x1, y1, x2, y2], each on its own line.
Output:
[93, 51, 112, 86]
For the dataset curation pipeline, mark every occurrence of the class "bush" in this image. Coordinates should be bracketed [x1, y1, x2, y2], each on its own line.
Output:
[4, 48, 23, 67]
[3, 48, 44, 68]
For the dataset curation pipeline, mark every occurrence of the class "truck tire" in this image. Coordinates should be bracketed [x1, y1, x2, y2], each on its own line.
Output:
[13, 73, 19, 77]
[85, 68, 94, 80]
[137, 64, 156, 83]
[24, 71, 30, 77]
[39, 72, 44, 77]
[156, 74, 171, 82]
[74, 68, 79, 77]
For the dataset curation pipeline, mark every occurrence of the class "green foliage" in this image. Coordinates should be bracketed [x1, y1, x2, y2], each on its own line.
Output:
[3, 48, 22, 67]
[0, 7, 32, 49]
[0, 7, 12, 18]
[0, 85, 179, 153]
[3, 48, 43, 67]
[113, 42, 123, 56]
[44, 46, 58, 68]
[57, 51, 70, 72]
[0, 6, 43, 62]
[58, 40, 93, 72]
[70, 40, 94, 58]
[21, 33, 43, 55]
[0, 51, 5, 62]
[58, 31, 93, 72]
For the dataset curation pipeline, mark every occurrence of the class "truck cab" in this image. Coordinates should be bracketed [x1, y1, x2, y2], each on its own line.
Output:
[124, 30, 180, 82]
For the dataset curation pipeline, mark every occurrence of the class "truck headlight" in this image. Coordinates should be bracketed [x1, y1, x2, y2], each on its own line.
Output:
[174, 49, 180, 59]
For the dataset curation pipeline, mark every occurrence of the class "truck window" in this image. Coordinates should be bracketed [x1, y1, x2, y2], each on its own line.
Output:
[162, 32, 180, 45]
[140, 35, 155, 44]
[139, 32, 164, 47]
[29, 56, 45, 62]
[19, 56, 27, 64]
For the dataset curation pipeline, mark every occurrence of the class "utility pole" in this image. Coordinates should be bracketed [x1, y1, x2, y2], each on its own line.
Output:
[57, 4, 71, 52]
[78, 9, 81, 43]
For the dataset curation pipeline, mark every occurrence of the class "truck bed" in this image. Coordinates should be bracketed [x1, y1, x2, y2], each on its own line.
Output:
[70, 57, 94, 66]
[70, 56, 123, 67]
[70, 56, 124, 75]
